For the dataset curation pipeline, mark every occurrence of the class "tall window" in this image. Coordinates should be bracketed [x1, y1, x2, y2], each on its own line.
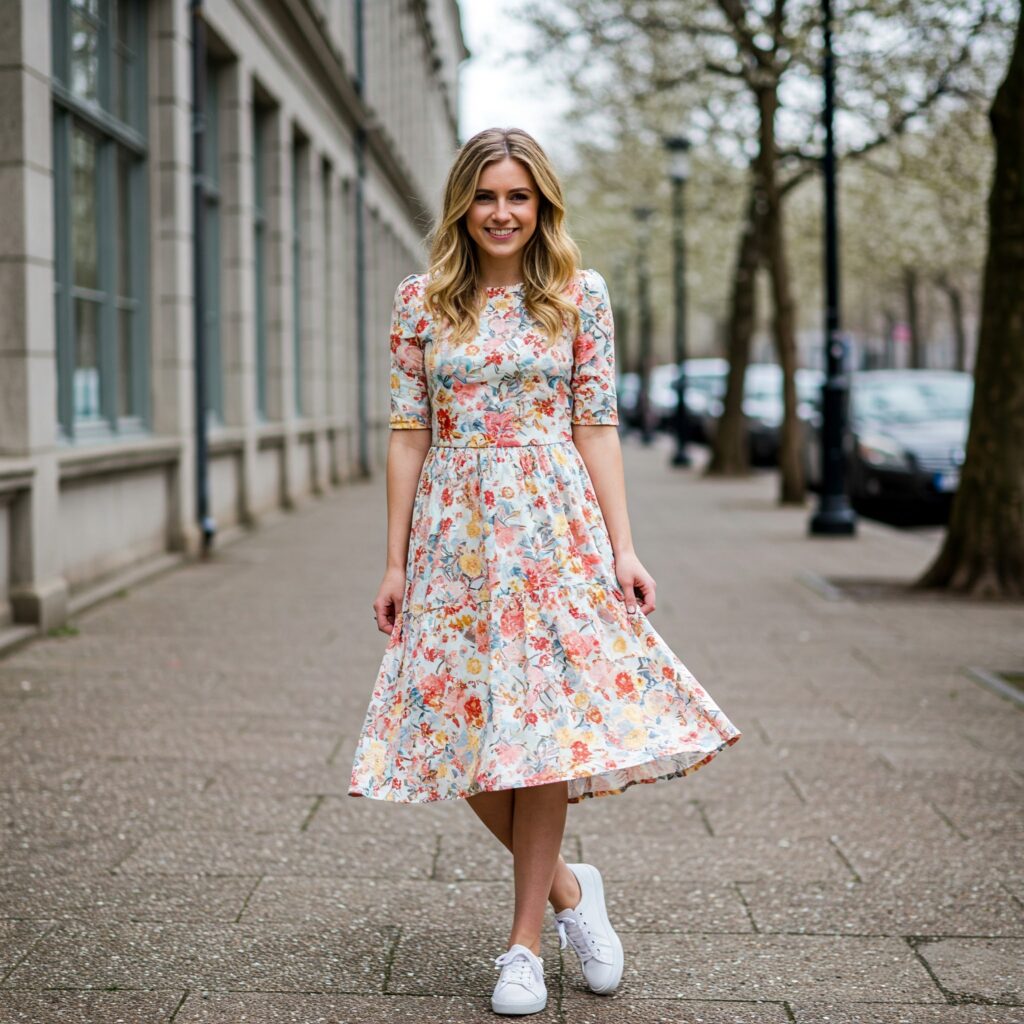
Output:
[291, 137, 305, 416]
[200, 57, 223, 422]
[252, 101, 269, 419]
[321, 158, 332, 417]
[52, 0, 148, 439]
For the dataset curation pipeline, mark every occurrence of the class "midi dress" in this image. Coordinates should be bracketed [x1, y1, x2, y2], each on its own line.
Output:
[348, 267, 742, 803]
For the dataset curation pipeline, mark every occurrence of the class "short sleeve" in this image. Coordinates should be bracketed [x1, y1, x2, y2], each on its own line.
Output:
[570, 268, 619, 426]
[389, 274, 431, 430]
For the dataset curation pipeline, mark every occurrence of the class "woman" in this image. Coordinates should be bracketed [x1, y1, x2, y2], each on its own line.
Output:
[349, 127, 742, 1016]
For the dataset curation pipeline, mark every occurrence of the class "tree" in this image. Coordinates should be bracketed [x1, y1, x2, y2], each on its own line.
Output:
[518, 0, 1014, 502]
[917, 5, 1024, 597]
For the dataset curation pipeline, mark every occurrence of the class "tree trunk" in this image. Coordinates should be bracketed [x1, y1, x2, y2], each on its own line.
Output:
[706, 186, 760, 477]
[755, 84, 804, 504]
[937, 274, 968, 372]
[917, 9, 1024, 597]
[904, 266, 923, 368]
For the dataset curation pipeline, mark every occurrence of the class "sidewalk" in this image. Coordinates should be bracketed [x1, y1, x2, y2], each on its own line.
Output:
[1, 435, 1021, 1023]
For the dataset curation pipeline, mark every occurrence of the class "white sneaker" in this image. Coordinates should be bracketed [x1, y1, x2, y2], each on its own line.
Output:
[554, 862, 624, 994]
[491, 943, 547, 1015]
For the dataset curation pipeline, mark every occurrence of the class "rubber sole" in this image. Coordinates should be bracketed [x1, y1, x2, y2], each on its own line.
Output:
[490, 992, 548, 1015]
[568, 862, 625, 994]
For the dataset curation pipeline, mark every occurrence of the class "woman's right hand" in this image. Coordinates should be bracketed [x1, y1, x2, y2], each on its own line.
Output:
[373, 567, 408, 635]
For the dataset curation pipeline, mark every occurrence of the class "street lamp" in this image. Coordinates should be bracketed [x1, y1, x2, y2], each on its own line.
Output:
[633, 205, 655, 445]
[664, 134, 692, 467]
[810, 0, 856, 535]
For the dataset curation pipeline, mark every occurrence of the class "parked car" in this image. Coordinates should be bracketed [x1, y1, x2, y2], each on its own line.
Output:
[699, 363, 823, 465]
[804, 369, 973, 523]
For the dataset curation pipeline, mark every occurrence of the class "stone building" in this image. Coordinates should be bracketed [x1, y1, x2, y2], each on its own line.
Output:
[0, 0, 467, 644]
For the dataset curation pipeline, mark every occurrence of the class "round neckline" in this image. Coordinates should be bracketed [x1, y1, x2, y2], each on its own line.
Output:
[482, 281, 524, 292]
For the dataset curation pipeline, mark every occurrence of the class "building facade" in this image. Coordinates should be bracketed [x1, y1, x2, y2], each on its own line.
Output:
[0, 0, 467, 638]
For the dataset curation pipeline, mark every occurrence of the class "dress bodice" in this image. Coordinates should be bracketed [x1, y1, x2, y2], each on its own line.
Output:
[388, 268, 619, 446]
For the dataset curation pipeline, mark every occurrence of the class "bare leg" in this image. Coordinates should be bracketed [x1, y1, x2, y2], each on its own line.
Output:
[467, 789, 581, 914]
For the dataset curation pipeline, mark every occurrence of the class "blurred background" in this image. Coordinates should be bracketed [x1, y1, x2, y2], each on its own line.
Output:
[0, 0, 1020, 648]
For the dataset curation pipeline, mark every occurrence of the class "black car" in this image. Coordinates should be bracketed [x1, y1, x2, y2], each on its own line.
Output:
[805, 370, 973, 524]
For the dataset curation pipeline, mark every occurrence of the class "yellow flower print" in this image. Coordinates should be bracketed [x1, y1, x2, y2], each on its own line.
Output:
[574, 692, 589, 709]
[467, 656, 482, 674]
[625, 727, 648, 749]
[555, 727, 574, 747]
[435, 731, 448, 745]
[552, 513, 569, 536]
[623, 705, 644, 724]
[459, 552, 483, 578]
[467, 520, 482, 538]
[612, 636, 628, 655]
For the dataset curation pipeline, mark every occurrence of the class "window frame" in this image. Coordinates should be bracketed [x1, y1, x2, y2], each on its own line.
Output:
[51, 0, 150, 442]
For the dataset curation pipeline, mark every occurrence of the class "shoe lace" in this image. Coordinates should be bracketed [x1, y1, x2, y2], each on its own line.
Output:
[494, 948, 544, 989]
[555, 910, 611, 965]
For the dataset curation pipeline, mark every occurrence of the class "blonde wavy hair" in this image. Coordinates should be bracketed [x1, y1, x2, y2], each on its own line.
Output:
[424, 127, 583, 346]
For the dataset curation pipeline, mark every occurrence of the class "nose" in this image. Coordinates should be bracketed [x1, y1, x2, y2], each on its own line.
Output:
[491, 199, 512, 222]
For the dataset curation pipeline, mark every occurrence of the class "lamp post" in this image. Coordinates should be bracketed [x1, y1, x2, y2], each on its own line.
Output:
[810, 0, 856, 535]
[664, 135, 692, 467]
[633, 205, 655, 445]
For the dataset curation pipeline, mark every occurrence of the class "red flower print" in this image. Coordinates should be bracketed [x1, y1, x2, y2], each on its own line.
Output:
[500, 602, 525, 638]
[419, 674, 445, 710]
[465, 695, 484, 728]
[525, 563, 559, 592]
[586, 707, 603, 724]
[615, 672, 636, 699]
[524, 711, 538, 726]
[570, 740, 590, 764]
[437, 408, 456, 441]
[485, 410, 519, 445]
[484, 490, 495, 507]
[573, 332, 597, 366]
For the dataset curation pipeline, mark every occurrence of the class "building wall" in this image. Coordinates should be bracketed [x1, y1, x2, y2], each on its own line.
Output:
[0, 0, 467, 631]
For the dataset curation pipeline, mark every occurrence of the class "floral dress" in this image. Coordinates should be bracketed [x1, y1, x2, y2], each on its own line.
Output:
[348, 268, 742, 803]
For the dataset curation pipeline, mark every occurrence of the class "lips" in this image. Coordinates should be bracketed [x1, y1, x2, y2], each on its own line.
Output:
[486, 227, 517, 239]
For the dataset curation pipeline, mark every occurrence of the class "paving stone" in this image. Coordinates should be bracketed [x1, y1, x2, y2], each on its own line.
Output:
[830, 831, 1015, 886]
[0, 832, 138, 875]
[559, 932, 942, 1002]
[791, 1005, 1024, 1023]
[243, 876, 516, 927]
[916, 937, 1024, 1005]
[115, 831, 437, 879]
[0, 990, 183, 1023]
[578, 831, 853, 884]
[2, 922, 393, 992]
[434, 833, 580, 882]
[562, 1000, 791, 1023]
[0, 920, 52, 976]
[1, 790, 315, 836]
[173, 992, 544, 1023]
[0, 870, 255, 923]
[308, 793, 479, 838]
[386, 925, 562, 995]
[739, 879, 1024, 937]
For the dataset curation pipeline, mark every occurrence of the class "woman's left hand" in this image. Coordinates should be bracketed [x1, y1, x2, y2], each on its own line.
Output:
[613, 549, 656, 616]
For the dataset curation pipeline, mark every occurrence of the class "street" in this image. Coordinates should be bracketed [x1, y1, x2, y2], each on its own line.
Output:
[1, 436, 1022, 1022]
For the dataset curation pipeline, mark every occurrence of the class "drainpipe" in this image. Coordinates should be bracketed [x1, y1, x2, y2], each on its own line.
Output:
[191, 0, 215, 551]
[353, 0, 369, 477]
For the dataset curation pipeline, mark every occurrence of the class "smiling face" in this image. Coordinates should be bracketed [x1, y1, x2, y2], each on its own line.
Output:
[464, 157, 540, 282]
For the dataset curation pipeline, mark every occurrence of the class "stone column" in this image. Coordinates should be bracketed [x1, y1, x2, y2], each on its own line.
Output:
[0, 0, 68, 628]
[151, 0, 199, 553]
[264, 106, 298, 507]
[219, 59, 258, 524]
